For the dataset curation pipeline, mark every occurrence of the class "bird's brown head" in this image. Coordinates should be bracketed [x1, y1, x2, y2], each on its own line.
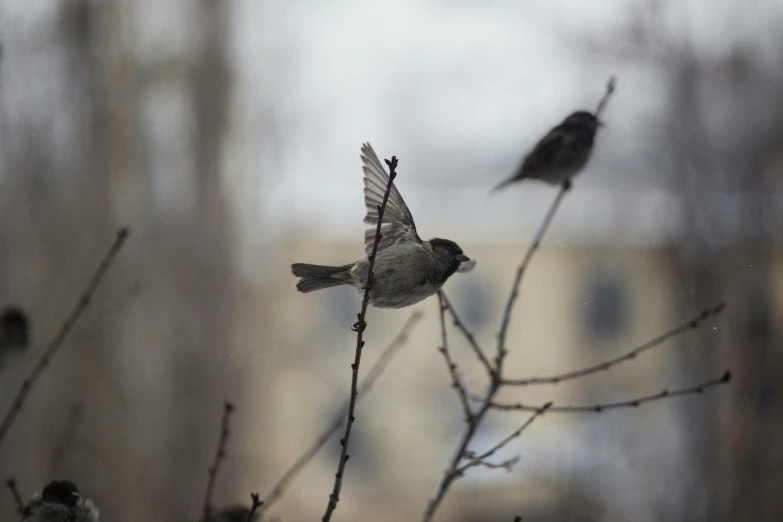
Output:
[429, 238, 472, 276]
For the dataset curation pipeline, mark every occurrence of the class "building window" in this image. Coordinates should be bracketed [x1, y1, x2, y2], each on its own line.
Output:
[458, 277, 491, 329]
[583, 274, 628, 337]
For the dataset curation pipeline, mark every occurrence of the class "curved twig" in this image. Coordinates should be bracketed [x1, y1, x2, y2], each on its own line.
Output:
[259, 311, 423, 514]
[0, 228, 129, 448]
[321, 153, 399, 522]
[491, 372, 731, 413]
[502, 303, 725, 386]
[437, 293, 473, 421]
[201, 402, 235, 522]
[496, 184, 569, 370]
[438, 291, 493, 378]
[455, 402, 551, 475]
[595, 75, 617, 119]
[5, 478, 26, 516]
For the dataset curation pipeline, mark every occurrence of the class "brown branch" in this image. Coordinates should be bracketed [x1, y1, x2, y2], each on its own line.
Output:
[5, 478, 26, 516]
[462, 453, 519, 471]
[423, 187, 568, 522]
[245, 493, 263, 522]
[502, 302, 726, 386]
[595, 75, 617, 119]
[496, 184, 569, 371]
[420, 395, 495, 522]
[437, 293, 473, 421]
[202, 401, 235, 522]
[438, 291, 493, 378]
[259, 311, 422, 514]
[455, 402, 551, 475]
[0, 228, 129, 449]
[321, 153, 399, 522]
[491, 372, 731, 413]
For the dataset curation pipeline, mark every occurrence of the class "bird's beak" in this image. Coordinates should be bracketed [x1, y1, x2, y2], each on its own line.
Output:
[457, 258, 476, 273]
[455, 254, 470, 262]
[597, 118, 605, 127]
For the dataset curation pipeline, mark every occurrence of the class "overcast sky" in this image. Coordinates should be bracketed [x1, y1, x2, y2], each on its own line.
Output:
[218, 0, 783, 251]
[2, 0, 781, 250]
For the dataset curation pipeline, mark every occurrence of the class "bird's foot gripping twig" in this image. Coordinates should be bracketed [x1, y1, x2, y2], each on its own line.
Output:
[351, 315, 367, 332]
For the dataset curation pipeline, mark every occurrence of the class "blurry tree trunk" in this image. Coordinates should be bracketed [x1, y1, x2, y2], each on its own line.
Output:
[165, 2, 239, 520]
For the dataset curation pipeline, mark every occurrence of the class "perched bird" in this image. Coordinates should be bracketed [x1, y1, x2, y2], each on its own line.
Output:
[292, 143, 475, 309]
[1, 306, 29, 370]
[22, 480, 99, 522]
[1, 306, 29, 349]
[493, 111, 602, 191]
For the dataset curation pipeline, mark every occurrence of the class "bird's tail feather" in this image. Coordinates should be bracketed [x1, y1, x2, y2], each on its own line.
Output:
[491, 175, 520, 193]
[291, 263, 354, 293]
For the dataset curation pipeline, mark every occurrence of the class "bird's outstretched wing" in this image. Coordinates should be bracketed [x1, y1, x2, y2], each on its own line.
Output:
[361, 142, 421, 256]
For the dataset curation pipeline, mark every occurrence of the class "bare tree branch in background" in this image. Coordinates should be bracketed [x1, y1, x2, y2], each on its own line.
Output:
[437, 293, 473, 422]
[491, 372, 731, 413]
[5, 478, 26, 516]
[259, 310, 423, 515]
[321, 153, 399, 522]
[496, 183, 570, 369]
[456, 403, 551, 475]
[595, 75, 617, 119]
[246, 493, 263, 522]
[0, 228, 129, 450]
[502, 303, 726, 386]
[202, 402, 235, 522]
[439, 291, 493, 377]
[422, 186, 570, 522]
[422, 157, 731, 520]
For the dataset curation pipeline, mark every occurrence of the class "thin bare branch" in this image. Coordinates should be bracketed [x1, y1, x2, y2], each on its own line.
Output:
[491, 372, 731, 413]
[462, 453, 519, 471]
[259, 311, 423, 514]
[437, 293, 473, 422]
[497, 184, 569, 370]
[455, 402, 551, 475]
[5, 478, 26, 516]
[245, 493, 263, 522]
[502, 302, 726, 386]
[420, 398, 494, 522]
[0, 228, 129, 449]
[322, 153, 399, 522]
[424, 185, 569, 522]
[595, 75, 617, 119]
[202, 401, 235, 522]
[438, 290, 493, 378]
